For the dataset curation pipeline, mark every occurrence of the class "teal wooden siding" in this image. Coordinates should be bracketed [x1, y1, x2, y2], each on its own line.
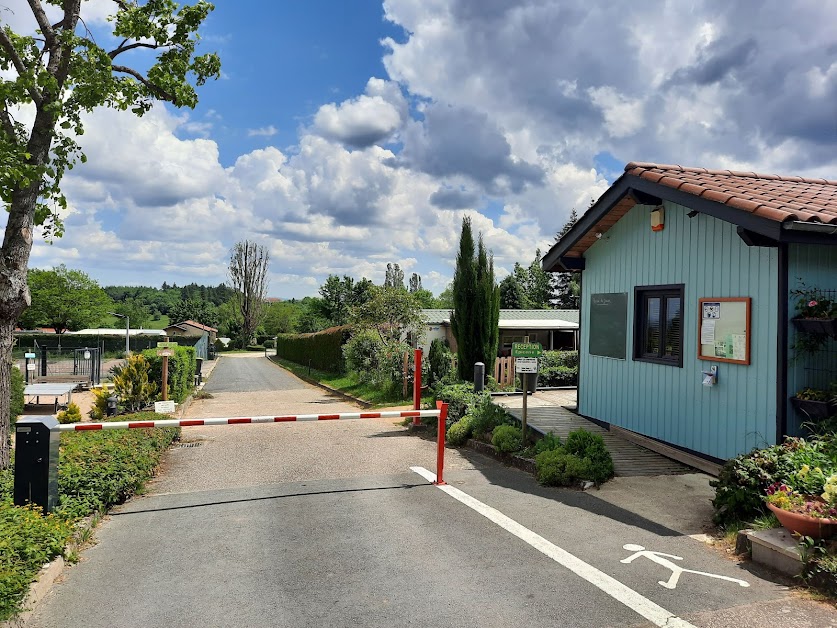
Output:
[579, 201, 779, 460]
[786, 245, 837, 434]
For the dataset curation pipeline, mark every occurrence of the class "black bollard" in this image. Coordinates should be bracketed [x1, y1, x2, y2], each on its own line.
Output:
[474, 362, 485, 393]
[14, 416, 60, 513]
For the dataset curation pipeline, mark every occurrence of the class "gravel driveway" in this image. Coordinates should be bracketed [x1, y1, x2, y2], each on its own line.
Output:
[147, 353, 476, 495]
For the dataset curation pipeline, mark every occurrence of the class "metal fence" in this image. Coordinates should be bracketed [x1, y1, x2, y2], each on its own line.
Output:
[30, 343, 101, 386]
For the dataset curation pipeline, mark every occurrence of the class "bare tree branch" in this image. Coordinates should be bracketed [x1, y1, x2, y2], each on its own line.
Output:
[111, 64, 177, 102]
[26, 0, 55, 46]
[0, 29, 43, 106]
[108, 40, 160, 59]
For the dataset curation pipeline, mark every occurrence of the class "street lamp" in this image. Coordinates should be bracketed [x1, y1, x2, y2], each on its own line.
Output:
[108, 312, 130, 356]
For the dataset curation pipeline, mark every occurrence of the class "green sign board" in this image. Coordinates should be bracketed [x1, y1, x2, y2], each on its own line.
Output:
[512, 342, 542, 358]
[156, 341, 179, 348]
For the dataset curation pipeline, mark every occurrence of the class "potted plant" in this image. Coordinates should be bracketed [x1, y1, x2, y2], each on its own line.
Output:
[765, 477, 837, 539]
[791, 387, 837, 421]
[790, 286, 837, 336]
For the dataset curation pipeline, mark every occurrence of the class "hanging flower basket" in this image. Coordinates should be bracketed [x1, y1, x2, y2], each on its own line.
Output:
[792, 317, 837, 337]
[790, 396, 836, 421]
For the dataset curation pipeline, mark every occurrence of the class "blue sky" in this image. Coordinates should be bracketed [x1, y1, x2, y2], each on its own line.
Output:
[8, 1, 837, 298]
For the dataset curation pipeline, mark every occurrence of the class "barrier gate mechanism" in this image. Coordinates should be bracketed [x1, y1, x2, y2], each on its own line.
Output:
[14, 405, 449, 513]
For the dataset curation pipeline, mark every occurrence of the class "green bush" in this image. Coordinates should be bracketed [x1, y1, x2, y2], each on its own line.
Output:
[535, 449, 593, 486]
[263, 339, 275, 349]
[564, 429, 614, 484]
[538, 350, 578, 386]
[428, 338, 454, 385]
[141, 345, 196, 403]
[88, 387, 110, 421]
[56, 402, 82, 424]
[344, 329, 384, 382]
[111, 354, 158, 411]
[446, 415, 475, 446]
[522, 432, 563, 458]
[711, 437, 836, 525]
[277, 326, 348, 373]
[469, 397, 510, 438]
[435, 383, 489, 422]
[8, 365, 24, 428]
[492, 424, 524, 453]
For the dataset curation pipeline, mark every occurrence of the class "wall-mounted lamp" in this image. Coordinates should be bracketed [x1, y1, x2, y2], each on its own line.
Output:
[687, 210, 699, 218]
[595, 232, 603, 239]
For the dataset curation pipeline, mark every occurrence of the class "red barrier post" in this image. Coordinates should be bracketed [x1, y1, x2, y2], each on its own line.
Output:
[435, 401, 448, 485]
[412, 348, 423, 425]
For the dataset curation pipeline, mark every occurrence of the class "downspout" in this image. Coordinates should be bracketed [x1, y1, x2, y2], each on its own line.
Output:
[577, 272, 583, 410]
[776, 243, 789, 445]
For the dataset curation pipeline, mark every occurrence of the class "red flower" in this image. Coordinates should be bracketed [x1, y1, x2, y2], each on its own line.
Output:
[808, 300, 818, 307]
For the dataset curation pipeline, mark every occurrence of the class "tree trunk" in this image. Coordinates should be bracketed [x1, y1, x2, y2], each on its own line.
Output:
[0, 111, 57, 467]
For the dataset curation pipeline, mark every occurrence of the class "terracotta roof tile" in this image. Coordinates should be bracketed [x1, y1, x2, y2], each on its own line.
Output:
[624, 163, 837, 225]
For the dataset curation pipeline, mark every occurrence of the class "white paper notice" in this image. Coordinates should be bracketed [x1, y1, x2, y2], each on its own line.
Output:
[731, 334, 746, 361]
[700, 319, 716, 345]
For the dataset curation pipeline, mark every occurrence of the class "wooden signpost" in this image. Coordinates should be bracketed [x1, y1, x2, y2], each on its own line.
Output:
[512, 342, 542, 442]
[157, 342, 178, 402]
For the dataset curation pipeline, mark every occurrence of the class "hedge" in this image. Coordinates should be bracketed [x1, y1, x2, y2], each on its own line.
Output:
[538, 350, 579, 386]
[0, 413, 179, 620]
[276, 326, 349, 373]
[141, 345, 197, 403]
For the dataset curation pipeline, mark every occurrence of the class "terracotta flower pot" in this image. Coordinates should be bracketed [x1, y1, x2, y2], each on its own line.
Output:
[766, 502, 837, 539]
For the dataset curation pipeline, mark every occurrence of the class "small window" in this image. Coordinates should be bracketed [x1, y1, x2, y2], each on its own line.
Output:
[634, 285, 684, 366]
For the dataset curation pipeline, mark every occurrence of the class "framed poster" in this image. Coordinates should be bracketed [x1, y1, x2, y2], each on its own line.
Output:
[589, 293, 628, 359]
[698, 297, 751, 365]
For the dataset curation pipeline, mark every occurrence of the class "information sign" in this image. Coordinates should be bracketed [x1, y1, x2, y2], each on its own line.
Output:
[512, 342, 542, 358]
[158, 349, 174, 357]
[157, 341, 178, 349]
[154, 400, 176, 414]
[515, 357, 538, 374]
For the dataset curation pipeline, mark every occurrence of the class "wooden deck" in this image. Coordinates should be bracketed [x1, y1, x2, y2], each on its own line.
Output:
[504, 405, 692, 477]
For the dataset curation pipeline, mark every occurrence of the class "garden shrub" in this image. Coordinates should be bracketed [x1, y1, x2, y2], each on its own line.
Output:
[564, 429, 614, 484]
[277, 326, 348, 373]
[56, 402, 82, 424]
[428, 338, 454, 385]
[469, 397, 510, 439]
[434, 383, 489, 422]
[446, 415, 475, 446]
[263, 339, 275, 349]
[492, 424, 524, 453]
[712, 437, 836, 525]
[142, 345, 196, 403]
[522, 432, 563, 459]
[8, 365, 23, 428]
[538, 350, 579, 386]
[88, 387, 111, 421]
[535, 449, 594, 486]
[344, 329, 384, 382]
[111, 354, 158, 412]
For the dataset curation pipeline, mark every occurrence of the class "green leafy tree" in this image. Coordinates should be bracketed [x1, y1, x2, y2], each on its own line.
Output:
[350, 286, 424, 347]
[18, 265, 112, 333]
[434, 285, 454, 309]
[111, 298, 151, 329]
[411, 288, 436, 309]
[169, 298, 219, 328]
[499, 274, 526, 309]
[316, 274, 355, 326]
[553, 209, 581, 308]
[525, 249, 553, 309]
[262, 301, 302, 335]
[384, 263, 405, 290]
[450, 217, 500, 380]
[112, 353, 157, 413]
[0, 1, 220, 466]
[408, 273, 422, 293]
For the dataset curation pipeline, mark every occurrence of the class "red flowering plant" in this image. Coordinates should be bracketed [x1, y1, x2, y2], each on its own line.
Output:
[792, 285, 837, 319]
[765, 475, 837, 520]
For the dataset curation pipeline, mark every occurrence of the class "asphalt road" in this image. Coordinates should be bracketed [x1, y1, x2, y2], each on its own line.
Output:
[29, 355, 837, 627]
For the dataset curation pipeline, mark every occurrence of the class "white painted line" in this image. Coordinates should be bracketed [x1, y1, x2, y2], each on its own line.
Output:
[410, 466, 695, 628]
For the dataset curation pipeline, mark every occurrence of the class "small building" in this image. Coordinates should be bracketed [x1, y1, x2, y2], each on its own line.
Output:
[164, 320, 218, 343]
[544, 162, 837, 465]
[420, 309, 579, 355]
[69, 328, 167, 336]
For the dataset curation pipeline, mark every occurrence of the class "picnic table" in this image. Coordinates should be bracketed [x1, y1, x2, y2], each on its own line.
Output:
[24, 383, 77, 412]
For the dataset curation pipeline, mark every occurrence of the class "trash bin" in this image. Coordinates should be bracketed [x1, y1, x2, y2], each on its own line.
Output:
[524, 374, 538, 394]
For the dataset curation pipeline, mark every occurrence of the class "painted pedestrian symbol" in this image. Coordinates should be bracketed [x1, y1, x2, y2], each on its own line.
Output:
[620, 544, 750, 590]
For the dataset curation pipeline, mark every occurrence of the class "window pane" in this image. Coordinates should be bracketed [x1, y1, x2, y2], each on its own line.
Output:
[645, 297, 661, 355]
[664, 297, 681, 358]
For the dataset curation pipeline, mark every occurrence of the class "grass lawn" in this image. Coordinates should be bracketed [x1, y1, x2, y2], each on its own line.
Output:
[270, 356, 427, 407]
[101, 315, 170, 330]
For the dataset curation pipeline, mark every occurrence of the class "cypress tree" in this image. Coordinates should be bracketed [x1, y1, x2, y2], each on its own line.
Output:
[451, 217, 476, 380]
[450, 217, 500, 381]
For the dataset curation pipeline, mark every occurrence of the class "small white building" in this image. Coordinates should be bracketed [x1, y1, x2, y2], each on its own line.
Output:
[419, 309, 579, 355]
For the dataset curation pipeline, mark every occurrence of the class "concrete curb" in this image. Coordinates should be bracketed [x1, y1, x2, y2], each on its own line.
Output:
[266, 357, 374, 409]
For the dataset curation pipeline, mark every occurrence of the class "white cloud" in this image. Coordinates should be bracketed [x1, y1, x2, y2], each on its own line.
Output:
[247, 125, 278, 137]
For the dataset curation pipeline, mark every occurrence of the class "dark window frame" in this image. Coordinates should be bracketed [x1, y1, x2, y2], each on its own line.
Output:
[633, 284, 684, 367]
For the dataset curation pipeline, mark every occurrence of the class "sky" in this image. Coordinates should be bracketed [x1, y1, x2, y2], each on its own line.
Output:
[5, 0, 837, 298]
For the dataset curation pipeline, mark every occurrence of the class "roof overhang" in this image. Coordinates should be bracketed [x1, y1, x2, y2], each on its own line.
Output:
[544, 173, 837, 272]
[498, 320, 578, 330]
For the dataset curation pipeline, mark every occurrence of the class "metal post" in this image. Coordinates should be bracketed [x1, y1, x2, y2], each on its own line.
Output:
[125, 316, 130, 356]
[14, 416, 60, 513]
[474, 362, 485, 392]
[435, 402, 448, 485]
[40, 346, 47, 377]
[412, 349, 422, 425]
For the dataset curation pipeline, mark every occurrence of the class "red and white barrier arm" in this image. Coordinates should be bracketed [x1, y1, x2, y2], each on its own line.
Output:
[56, 409, 441, 431]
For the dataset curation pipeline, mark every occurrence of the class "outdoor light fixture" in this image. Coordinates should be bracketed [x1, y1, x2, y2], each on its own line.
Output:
[108, 311, 130, 356]
[651, 205, 665, 232]
[687, 210, 699, 218]
[595, 232, 603, 239]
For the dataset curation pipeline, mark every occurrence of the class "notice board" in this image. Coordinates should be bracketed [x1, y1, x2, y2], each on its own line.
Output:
[698, 297, 750, 365]
[589, 292, 628, 359]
